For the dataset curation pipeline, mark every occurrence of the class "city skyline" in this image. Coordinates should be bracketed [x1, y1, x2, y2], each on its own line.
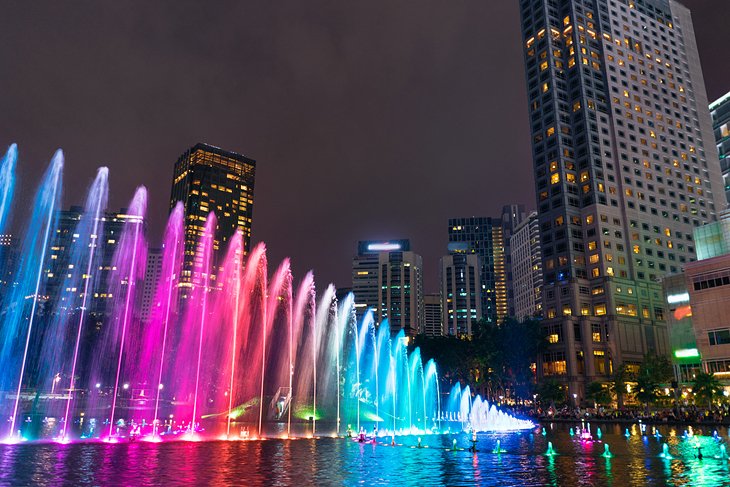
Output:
[1, 1, 727, 294]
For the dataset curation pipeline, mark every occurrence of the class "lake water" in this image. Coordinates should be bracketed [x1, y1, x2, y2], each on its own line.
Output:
[1, 423, 728, 486]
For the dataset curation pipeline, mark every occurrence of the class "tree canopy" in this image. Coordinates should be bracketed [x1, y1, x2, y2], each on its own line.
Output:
[413, 317, 546, 401]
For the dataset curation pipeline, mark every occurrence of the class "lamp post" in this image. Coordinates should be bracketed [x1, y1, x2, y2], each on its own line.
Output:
[573, 393, 578, 409]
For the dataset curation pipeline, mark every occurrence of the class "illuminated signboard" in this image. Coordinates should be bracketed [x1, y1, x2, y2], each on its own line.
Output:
[674, 348, 700, 359]
[667, 292, 690, 304]
[367, 243, 402, 251]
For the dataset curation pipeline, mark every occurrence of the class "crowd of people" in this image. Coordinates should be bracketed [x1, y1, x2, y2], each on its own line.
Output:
[516, 404, 730, 426]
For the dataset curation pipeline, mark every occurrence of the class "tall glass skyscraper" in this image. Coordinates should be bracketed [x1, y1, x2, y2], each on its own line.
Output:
[448, 217, 508, 324]
[170, 143, 255, 297]
[519, 0, 725, 397]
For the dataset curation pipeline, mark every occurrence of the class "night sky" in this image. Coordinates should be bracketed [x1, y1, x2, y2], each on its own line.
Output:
[1, 1, 728, 293]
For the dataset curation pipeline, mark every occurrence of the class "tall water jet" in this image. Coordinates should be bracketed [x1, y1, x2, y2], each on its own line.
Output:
[189, 213, 216, 437]
[3, 150, 63, 440]
[150, 203, 184, 438]
[0, 144, 17, 235]
[61, 167, 109, 439]
[291, 273, 315, 435]
[106, 187, 148, 439]
[224, 231, 243, 439]
[313, 284, 337, 435]
[334, 294, 355, 435]
[258, 259, 291, 438]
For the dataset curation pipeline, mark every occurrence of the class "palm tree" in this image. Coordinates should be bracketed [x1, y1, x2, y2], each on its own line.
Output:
[692, 371, 723, 410]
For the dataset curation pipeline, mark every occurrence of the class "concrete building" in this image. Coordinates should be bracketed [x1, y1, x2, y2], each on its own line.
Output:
[685, 255, 730, 383]
[351, 240, 424, 336]
[519, 0, 725, 396]
[440, 253, 482, 336]
[511, 211, 543, 320]
[170, 143, 255, 299]
[710, 92, 730, 204]
[423, 293, 443, 337]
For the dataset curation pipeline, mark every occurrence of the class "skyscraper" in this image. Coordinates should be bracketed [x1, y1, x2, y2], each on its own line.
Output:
[501, 204, 527, 316]
[511, 211, 544, 320]
[139, 247, 163, 323]
[423, 293, 443, 337]
[170, 143, 255, 297]
[448, 217, 508, 323]
[351, 240, 424, 336]
[440, 253, 482, 336]
[519, 0, 725, 396]
[710, 92, 730, 204]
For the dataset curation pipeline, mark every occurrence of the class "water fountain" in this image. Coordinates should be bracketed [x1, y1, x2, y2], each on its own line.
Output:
[0, 145, 533, 443]
[545, 441, 556, 456]
[602, 443, 612, 458]
[444, 384, 534, 432]
[492, 439, 507, 453]
[659, 443, 672, 459]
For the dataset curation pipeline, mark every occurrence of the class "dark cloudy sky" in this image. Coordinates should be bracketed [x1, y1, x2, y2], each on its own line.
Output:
[1, 1, 728, 292]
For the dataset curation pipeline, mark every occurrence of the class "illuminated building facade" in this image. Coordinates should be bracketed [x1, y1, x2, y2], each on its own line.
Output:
[520, 0, 725, 396]
[709, 92, 730, 204]
[440, 253, 482, 336]
[448, 217, 508, 324]
[140, 247, 163, 323]
[351, 240, 424, 336]
[423, 293, 443, 337]
[661, 273, 700, 383]
[170, 143, 255, 298]
[511, 211, 544, 320]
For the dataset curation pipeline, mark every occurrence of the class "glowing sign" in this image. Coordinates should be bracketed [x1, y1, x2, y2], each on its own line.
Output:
[674, 348, 699, 359]
[367, 243, 402, 251]
[673, 305, 692, 321]
[667, 292, 689, 304]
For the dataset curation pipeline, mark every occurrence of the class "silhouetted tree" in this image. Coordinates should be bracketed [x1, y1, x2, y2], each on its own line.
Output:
[692, 371, 723, 409]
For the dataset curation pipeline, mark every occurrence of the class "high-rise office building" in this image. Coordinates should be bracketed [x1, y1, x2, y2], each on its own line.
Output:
[710, 92, 730, 204]
[423, 293, 443, 337]
[511, 211, 544, 320]
[139, 248, 163, 323]
[520, 0, 725, 396]
[448, 217, 508, 323]
[351, 240, 424, 336]
[44, 206, 139, 320]
[0, 234, 17, 293]
[440, 253, 482, 336]
[501, 204, 527, 317]
[170, 143, 255, 297]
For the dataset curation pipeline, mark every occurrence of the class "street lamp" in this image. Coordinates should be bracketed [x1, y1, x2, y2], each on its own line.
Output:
[51, 374, 61, 394]
[573, 393, 578, 407]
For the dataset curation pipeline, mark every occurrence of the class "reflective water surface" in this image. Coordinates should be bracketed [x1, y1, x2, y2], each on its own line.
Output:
[1, 423, 729, 486]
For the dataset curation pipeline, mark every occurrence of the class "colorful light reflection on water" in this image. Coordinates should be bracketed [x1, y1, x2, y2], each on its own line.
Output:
[0, 423, 728, 486]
